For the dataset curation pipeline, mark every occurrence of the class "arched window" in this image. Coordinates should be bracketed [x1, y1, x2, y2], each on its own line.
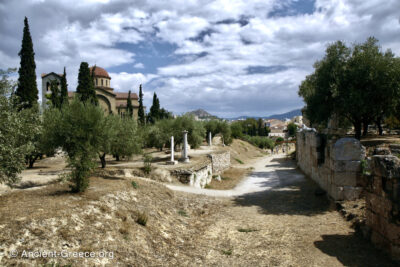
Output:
[46, 82, 50, 91]
[95, 79, 98, 86]
[101, 79, 103, 86]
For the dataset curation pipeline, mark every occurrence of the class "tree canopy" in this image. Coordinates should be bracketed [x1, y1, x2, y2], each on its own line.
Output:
[299, 37, 400, 139]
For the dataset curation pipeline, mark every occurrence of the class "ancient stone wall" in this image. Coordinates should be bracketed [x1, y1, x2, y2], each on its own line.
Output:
[365, 155, 400, 260]
[208, 151, 230, 174]
[171, 151, 231, 188]
[296, 130, 365, 200]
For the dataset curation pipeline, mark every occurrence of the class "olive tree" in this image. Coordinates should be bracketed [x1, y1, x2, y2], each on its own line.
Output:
[43, 99, 105, 192]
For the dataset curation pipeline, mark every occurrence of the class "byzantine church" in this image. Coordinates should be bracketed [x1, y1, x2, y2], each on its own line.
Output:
[41, 66, 140, 118]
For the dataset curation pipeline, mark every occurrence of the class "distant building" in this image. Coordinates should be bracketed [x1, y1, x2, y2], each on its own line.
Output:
[42, 66, 141, 118]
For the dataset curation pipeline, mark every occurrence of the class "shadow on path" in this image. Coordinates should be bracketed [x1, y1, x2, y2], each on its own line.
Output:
[233, 157, 332, 216]
[314, 234, 397, 267]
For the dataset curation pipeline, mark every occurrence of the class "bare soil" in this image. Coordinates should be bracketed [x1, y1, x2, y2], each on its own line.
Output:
[0, 154, 396, 266]
[207, 167, 252, 190]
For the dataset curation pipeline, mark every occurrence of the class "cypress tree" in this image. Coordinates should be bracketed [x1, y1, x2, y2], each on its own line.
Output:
[127, 90, 133, 117]
[49, 80, 61, 109]
[16, 17, 38, 109]
[76, 62, 97, 105]
[138, 84, 145, 125]
[148, 92, 160, 123]
[60, 67, 68, 106]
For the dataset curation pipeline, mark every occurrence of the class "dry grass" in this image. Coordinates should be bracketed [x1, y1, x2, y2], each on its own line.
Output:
[0, 175, 223, 266]
[208, 167, 252, 190]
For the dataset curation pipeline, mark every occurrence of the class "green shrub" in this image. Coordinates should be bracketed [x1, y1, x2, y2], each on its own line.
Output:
[131, 181, 138, 189]
[143, 153, 152, 175]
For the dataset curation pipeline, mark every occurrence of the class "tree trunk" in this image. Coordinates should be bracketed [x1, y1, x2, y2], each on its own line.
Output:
[115, 154, 120, 161]
[354, 121, 362, 140]
[99, 153, 106, 168]
[28, 155, 39, 168]
[376, 117, 383, 136]
[362, 120, 369, 137]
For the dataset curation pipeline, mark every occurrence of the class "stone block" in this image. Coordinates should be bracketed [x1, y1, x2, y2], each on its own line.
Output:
[365, 192, 392, 218]
[374, 147, 391, 155]
[343, 186, 363, 200]
[391, 244, 400, 261]
[329, 185, 344, 200]
[332, 138, 366, 161]
[389, 144, 400, 155]
[370, 155, 400, 178]
[331, 160, 361, 172]
[371, 231, 390, 251]
[333, 172, 358, 187]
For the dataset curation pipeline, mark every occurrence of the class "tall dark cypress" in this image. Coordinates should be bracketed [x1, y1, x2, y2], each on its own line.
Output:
[127, 90, 133, 117]
[16, 17, 38, 109]
[148, 92, 160, 123]
[76, 62, 97, 104]
[60, 67, 68, 106]
[138, 84, 145, 124]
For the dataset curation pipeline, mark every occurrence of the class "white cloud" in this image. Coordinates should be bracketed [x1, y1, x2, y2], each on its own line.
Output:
[133, 63, 144, 69]
[1, 0, 400, 117]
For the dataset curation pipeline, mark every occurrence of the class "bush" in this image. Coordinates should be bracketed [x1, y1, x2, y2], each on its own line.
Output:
[242, 135, 275, 149]
[131, 181, 138, 189]
[143, 153, 152, 175]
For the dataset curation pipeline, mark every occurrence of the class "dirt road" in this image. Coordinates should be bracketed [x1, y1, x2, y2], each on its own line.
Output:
[169, 154, 395, 266]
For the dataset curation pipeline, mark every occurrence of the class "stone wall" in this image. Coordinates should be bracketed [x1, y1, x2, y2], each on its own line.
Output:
[365, 155, 400, 260]
[171, 151, 230, 189]
[208, 151, 230, 174]
[296, 130, 365, 200]
[172, 163, 212, 189]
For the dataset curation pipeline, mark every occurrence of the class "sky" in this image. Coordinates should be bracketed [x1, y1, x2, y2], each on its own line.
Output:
[0, 0, 400, 118]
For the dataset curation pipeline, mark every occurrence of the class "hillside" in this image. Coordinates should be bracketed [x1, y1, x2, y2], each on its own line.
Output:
[187, 109, 218, 119]
[264, 109, 302, 120]
[226, 108, 302, 121]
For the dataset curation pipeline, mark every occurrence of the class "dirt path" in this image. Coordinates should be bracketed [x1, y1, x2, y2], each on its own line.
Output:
[166, 154, 301, 196]
[169, 154, 395, 266]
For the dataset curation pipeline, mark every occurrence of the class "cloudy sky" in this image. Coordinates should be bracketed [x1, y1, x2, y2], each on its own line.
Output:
[1, 0, 399, 117]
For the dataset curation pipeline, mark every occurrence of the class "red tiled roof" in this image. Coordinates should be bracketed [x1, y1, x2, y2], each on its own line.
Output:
[68, 91, 75, 97]
[115, 92, 138, 100]
[89, 66, 111, 79]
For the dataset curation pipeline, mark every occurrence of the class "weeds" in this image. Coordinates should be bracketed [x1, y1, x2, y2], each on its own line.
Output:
[136, 212, 148, 226]
[143, 153, 153, 175]
[204, 184, 212, 189]
[238, 228, 258, 233]
[178, 210, 188, 217]
[234, 158, 244, 164]
[131, 181, 138, 189]
[221, 249, 233, 256]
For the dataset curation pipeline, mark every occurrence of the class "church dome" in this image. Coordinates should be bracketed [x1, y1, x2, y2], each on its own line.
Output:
[90, 66, 111, 79]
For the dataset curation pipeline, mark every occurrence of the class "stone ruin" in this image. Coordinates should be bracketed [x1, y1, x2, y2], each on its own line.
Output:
[297, 129, 400, 260]
[296, 130, 365, 200]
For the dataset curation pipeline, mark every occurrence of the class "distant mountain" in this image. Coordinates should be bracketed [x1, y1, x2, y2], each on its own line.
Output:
[225, 108, 302, 121]
[264, 109, 302, 120]
[187, 109, 218, 119]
